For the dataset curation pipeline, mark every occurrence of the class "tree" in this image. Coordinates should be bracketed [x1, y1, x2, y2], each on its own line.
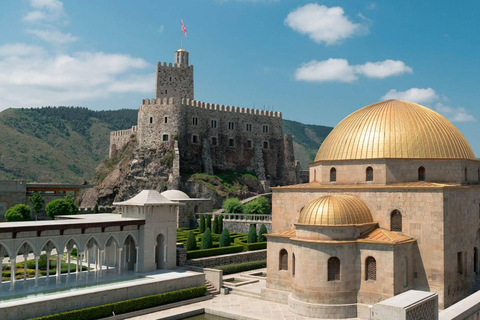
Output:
[206, 214, 212, 231]
[186, 231, 198, 251]
[219, 228, 231, 247]
[45, 198, 78, 218]
[213, 216, 219, 234]
[258, 224, 268, 242]
[5, 204, 32, 222]
[244, 197, 271, 214]
[222, 198, 244, 213]
[29, 192, 45, 220]
[93, 204, 99, 213]
[199, 215, 206, 233]
[219, 215, 224, 231]
[202, 228, 213, 249]
[247, 225, 257, 243]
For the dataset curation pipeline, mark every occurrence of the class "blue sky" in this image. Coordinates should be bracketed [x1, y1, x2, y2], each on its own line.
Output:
[0, 0, 479, 155]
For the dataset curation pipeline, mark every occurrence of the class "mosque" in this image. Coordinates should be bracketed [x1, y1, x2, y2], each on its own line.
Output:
[263, 99, 480, 318]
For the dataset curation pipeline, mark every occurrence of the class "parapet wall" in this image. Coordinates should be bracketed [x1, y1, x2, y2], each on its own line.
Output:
[109, 126, 137, 158]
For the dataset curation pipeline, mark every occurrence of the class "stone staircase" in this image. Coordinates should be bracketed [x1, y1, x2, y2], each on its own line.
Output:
[205, 280, 218, 295]
[472, 274, 480, 293]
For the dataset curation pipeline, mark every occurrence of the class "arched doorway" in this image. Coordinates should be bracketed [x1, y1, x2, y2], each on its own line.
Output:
[155, 234, 165, 269]
[123, 235, 137, 271]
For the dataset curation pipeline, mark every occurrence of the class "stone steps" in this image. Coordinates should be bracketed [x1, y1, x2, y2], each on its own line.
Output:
[205, 280, 218, 295]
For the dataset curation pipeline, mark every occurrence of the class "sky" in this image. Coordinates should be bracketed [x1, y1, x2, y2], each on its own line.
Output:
[0, 0, 479, 155]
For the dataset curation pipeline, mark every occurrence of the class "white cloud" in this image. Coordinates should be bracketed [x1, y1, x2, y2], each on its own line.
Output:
[23, 0, 66, 23]
[381, 88, 438, 104]
[381, 88, 476, 122]
[295, 59, 411, 82]
[355, 60, 412, 79]
[27, 28, 78, 44]
[0, 43, 153, 109]
[285, 4, 366, 45]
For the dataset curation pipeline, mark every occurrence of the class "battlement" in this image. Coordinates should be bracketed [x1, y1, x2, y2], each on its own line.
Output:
[181, 99, 282, 118]
[110, 126, 138, 137]
[157, 61, 193, 70]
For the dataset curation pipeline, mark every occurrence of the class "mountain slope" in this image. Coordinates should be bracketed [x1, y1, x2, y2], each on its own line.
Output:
[0, 107, 331, 182]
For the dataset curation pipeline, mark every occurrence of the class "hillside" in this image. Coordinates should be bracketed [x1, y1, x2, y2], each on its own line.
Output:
[0, 107, 331, 182]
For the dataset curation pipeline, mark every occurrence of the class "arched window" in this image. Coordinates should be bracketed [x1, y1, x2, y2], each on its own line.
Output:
[330, 167, 336, 182]
[292, 253, 296, 276]
[465, 167, 468, 182]
[365, 256, 376, 281]
[279, 249, 288, 271]
[328, 257, 340, 281]
[418, 166, 425, 181]
[366, 167, 373, 182]
[391, 210, 402, 232]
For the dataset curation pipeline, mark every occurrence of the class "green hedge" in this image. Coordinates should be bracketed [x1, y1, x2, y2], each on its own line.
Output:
[213, 260, 266, 275]
[28, 285, 207, 320]
[187, 245, 243, 259]
[233, 238, 267, 251]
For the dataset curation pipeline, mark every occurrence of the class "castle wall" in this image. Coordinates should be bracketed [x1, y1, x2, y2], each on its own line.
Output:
[155, 62, 193, 100]
[109, 126, 137, 158]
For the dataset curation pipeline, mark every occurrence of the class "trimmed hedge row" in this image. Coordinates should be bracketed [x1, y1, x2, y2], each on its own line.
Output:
[212, 260, 266, 275]
[187, 245, 244, 259]
[233, 238, 267, 251]
[28, 285, 207, 320]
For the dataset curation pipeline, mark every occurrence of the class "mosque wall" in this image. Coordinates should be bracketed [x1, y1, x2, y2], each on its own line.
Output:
[265, 236, 293, 292]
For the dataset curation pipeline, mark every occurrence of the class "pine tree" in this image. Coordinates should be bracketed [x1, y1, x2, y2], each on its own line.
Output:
[186, 230, 198, 251]
[213, 216, 219, 234]
[206, 214, 212, 230]
[247, 225, 257, 243]
[219, 215, 224, 231]
[219, 228, 231, 247]
[199, 215, 206, 232]
[258, 224, 268, 242]
[202, 228, 213, 249]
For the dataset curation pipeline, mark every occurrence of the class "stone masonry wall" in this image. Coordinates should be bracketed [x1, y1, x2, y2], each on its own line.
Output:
[186, 249, 266, 268]
[155, 62, 193, 100]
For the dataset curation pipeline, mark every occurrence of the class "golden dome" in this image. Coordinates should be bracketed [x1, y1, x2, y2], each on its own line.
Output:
[315, 100, 475, 161]
[298, 194, 373, 226]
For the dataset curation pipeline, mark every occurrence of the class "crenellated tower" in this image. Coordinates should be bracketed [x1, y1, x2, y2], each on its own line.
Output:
[155, 49, 194, 100]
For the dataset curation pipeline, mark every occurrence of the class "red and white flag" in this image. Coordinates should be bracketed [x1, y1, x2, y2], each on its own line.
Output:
[181, 19, 187, 38]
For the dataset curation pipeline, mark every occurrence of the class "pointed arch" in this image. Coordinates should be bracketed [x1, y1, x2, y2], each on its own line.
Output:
[64, 237, 81, 252]
[85, 236, 102, 250]
[122, 233, 138, 247]
[105, 234, 120, 248]
[16, 240, 37, 256]
[0, 242, 12, 257]
[40, 239, 59, 253]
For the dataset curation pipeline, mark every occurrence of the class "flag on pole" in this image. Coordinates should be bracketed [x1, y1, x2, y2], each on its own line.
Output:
[181, 19, 187, 38]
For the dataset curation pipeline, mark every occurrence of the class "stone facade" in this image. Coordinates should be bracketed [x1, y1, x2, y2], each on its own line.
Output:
[186, 249, 266, 268]
[109, 49, 298, 186]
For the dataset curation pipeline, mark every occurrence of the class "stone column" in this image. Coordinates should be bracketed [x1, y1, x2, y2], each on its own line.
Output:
[10, 257, 16, 291]
[56, 254, 61, 283]
[86, 250, 90, 277]
[99, 250, 104, 278]
[46, 251, 50, 282]
[34, 255, 39, 287]
[23, 254, 28, 284]
[78, 252, 84, 280]
[117, 248, 123, 275]
[135, 246, 139, 273]
[0, 256, 3, 291]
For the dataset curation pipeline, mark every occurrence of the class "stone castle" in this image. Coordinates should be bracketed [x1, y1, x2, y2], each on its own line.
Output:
[109, 49, 298, 187]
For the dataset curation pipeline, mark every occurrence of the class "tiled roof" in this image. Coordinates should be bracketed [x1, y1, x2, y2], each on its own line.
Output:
[359, 228, 414, 244]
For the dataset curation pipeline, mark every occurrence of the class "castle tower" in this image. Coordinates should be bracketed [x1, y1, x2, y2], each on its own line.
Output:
[155, 48, 194, 100]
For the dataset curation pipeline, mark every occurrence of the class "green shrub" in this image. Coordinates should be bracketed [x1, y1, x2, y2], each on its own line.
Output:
[199, 215, 206, 233]
[45, 199, 78, 218]
[187, 245, 244, 259]
[28, 286, 207, 320]
[206, 214, 212, 230]
[258, 224, 268, 242]
[186, 230, 198, 251]
[202, 228, 213, 249]
[5, 204, 32, 221]
[247, 225, 257, 243]
[219, 215, 224, 231]
[244, 197, 271, 214]
[219, 228, 231, 247]
[222, 198, 244, 213]
[213, 216, 219, 234]
[212, 260, 266, 275]
[93, 204, 99, 213]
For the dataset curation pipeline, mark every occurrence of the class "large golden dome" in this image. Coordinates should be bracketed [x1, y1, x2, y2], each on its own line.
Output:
[315, 100, 475, 161]
[298, 194, 373, 226]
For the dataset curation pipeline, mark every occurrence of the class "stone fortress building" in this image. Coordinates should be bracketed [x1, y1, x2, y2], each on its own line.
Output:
[263, 100, 480, 318]
[109, 48, 297, 186]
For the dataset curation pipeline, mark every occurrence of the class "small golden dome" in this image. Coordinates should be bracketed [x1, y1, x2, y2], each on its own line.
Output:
[177, 48, 186, 52]
[315, 100, 475, 161]
[298, 195, 373, 226]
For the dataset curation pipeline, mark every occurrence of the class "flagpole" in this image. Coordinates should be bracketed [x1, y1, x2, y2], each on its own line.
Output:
[180, 18, 183, 49]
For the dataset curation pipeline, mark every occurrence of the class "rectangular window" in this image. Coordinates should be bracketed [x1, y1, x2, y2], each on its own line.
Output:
[192, 135, 199, 144]
[165, 90, 167, 94]
[192, 117, 198, 126]
[169, 77, 172, 81]
[228, 121, 235, 130]
[263, 125, 269, 133]
[228, 138, 235, 147]
[149, 117, 153, 124]
[211, 120, 217, 129]
[246, 123, 252, 132]
[162, 134, 169, 142]
[263, 141, 269, 149]
[211, 137, 218, 146]
[164, 117, 168, 124]
[247, 140, 252, 148]
[458, 252, 463, 275]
